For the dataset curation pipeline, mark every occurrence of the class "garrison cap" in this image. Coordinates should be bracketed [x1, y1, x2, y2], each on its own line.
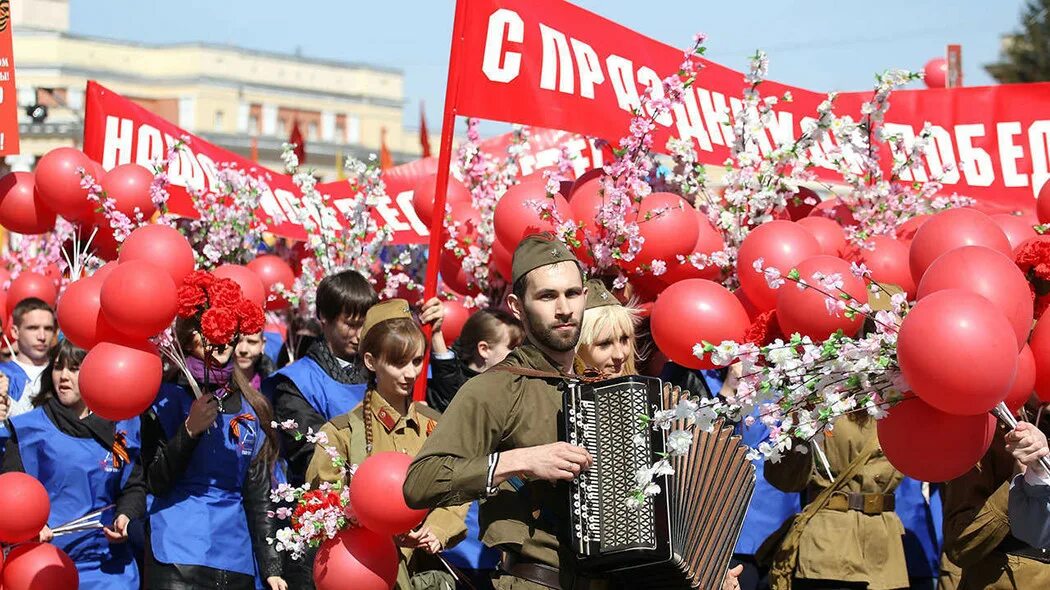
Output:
[359, 298, 413, 342]
[584, 278, 618, 310]
[511, 233, 579, 285]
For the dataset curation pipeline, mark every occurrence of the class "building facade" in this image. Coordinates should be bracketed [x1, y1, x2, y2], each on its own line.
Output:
[9, 0, 435, 179]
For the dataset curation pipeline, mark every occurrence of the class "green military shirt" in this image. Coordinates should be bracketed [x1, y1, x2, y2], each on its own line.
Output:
[404, 342, 579, 578]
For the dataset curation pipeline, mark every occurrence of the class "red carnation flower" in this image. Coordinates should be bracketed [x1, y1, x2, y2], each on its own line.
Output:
[234, 298, 265, 335]
[176, 285, 207, 319]
[206, 278, 243, 309]
[200, 307, 238, 345]
[183, 270, 216, 289]
[745, 310, 783, 347]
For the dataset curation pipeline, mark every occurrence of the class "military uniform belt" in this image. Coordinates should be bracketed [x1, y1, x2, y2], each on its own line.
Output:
[825, 492, 895, 515]
[499, 552, 609, 590]
[998, 535, 1050, 564]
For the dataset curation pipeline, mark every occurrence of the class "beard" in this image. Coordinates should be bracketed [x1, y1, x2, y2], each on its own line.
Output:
[522, 308, 581, 353]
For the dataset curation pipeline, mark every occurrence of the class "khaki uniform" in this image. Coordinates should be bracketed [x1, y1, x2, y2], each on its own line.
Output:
[764, 416, 909, 590]
[404, 344, 583, 589]
[306, 392, 469, 590]
[943, 424, 1050, 590]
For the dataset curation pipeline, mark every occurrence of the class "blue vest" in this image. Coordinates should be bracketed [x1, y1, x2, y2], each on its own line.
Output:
[0, 362, 31, 452]
[264, 356, 365, 421]
[12, 407, 140, 589]
[894, 477, 943, 578]
[149, 383, 262, 576]
[442, 502, 500, 570]
[262, 331, 282, 365]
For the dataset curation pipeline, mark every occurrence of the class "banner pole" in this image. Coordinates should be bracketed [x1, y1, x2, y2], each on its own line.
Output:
[414, 0, 469, 403]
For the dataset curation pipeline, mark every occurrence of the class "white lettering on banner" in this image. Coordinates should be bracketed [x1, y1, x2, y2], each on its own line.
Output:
[671, 88, 713, 151]
[766, 111, 795, 148]
[258, 190, 289, 225]
[637, 67, 673, 127]
[135, 125, 165, 168]
[570, 38, 605, 99]
[539, 24, 575, 94]
[926, 125, 961, 184]
[882, 123, 927, 182]
[997, 122, 1028, 188]
[102, 116, 134, 169]
[1029, 121, 1050, 195]
[482, 9, 524, 83]
[696, 88, 731, 147]
[371, 195, 411, 232]
[396, 190, 430, 236]
[955, 124, 995, 187]
[607, 55, 641, 112]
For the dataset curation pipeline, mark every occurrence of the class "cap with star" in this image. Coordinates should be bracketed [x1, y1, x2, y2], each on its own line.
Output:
[584, 278, 618, 310]
[511, 232, 579, 285]
[359, 298, 413, 343]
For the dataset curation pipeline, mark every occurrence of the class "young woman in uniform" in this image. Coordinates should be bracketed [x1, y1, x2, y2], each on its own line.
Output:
[306, 298, 468, 590]
[142, 318, 287, 590]
[2, 339, 146, 589]
[574, 278, 641, 378]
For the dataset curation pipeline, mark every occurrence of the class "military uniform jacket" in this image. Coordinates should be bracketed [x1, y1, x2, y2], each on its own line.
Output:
[943, 423, 1050, 590]
[306, 392, 468, 588]
[765, 416, 909, 590]
[404, 343, 579, 577]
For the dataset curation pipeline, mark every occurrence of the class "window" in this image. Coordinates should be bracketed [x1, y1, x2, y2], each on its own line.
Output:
[248, 114, 259, 134]
[213, 110, 225, 131]
[307, 122, 318, 141]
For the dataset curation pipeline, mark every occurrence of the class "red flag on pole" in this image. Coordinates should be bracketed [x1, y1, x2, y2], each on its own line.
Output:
[380, 127, 394, 170]
[289, 120, 306, 164]
[419, 102, 432, 158]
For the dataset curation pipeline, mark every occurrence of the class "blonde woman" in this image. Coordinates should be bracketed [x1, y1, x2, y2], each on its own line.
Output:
[574, 279, 640, 378]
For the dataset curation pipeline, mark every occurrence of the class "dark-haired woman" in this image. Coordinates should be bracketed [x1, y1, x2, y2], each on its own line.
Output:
[2, 339, 146, 589]
[142, 319, 287, 590]
[306, 299, 468, 589]
[427, 306, 523, 412]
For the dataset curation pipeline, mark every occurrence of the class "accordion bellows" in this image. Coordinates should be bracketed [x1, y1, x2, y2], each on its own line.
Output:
[563, 375, 756, 590]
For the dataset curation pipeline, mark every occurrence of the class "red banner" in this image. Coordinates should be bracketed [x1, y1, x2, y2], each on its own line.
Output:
[81, 82, 602, 243]
[0, 13, 19, 156]
[448, 0, 1050, 214]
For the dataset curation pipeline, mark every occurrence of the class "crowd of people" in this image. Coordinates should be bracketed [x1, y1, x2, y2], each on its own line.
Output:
[1, 232, 1049, 590]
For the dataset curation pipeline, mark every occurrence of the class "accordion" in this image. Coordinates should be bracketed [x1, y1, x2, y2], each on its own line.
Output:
[562, 375, 756, 589]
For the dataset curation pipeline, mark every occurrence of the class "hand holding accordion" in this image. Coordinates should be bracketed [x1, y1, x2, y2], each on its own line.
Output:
[563, 375, 756, 590]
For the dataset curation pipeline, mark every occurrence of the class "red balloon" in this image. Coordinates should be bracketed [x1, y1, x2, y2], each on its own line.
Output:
[924, 58, 947, 89]
[785, 187, 819, 220]
[100, 163, 157, 220]
[808, 198, 856, 226]
[1030, 309, 1050, 403]
[100, 260, 177, 339]
[1038, 181, 1050, 225]
[569, 177, 608, 236]
[909, 208, 1011, 285]
[776, 255, 868, 340]
[897, 289, 1018, 415]
[214, 264, 266, 308]
[651, 279, 750, 369]
[6, 272, 58, 317]
[79, 341, 162, 420]
[0, 172, 56, 234]
[797, 216, 846, 256]
[247, 255, 296, 311]
[736, 220, 821, 311]
[849, 236, 915, 296]
[0, 473, 50, 543]
[896, 215, 930, 243]
[735, 288, 762, 321]
[441, 299, 471, 343]
[411, 175, 471, 228]
[626, 192, 700, 272]
[568, 168, 604, 199]
[492, 238, 513, 281]
[991, 213, 1038, 250]
[88, 224, 122, 261]
[34, 147, 95, 220]
[119, 224, 196, 285]
[1006, 345, 1037, 413]
[494, 179, 571, 248]
[916, 246, 1033, 350]
[439, 251, 478, 297]
[877, 396, 995, 482]
[92, 261, 120, 282]
[350, 451, 427, 536]
[313, 527, 398, 590]
[57, 277, 119, 349]
[2, 543, 78, 590]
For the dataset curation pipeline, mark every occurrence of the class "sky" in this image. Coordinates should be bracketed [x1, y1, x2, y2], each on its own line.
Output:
[71, 0, 1027, 133]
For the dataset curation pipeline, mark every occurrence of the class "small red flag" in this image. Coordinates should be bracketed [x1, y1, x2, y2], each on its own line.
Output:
[380, 127, 393, 170]
[289, 119, 306, 164]
[419, 102, 432, 158]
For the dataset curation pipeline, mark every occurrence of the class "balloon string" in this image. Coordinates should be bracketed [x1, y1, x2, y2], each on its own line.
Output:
[993, 402, 1050, 474]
